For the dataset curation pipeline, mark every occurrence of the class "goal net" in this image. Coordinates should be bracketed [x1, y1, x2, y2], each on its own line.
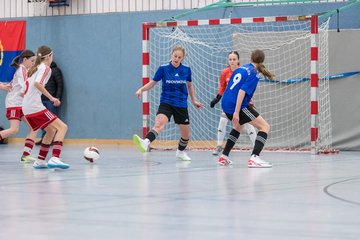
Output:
[142, 15, 331, 153]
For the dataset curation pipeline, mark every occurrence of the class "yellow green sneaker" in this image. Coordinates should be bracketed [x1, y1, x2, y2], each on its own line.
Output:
[133, 134, 150, 153]
[21, 155, 37, 163]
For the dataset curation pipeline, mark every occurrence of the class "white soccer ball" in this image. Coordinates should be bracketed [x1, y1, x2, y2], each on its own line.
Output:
[83, 146, 100, 162]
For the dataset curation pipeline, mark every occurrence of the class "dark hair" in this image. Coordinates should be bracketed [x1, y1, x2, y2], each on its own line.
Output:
[28, 45, 52, 78]
[228, 51, 240, 66]
[229, 50, 240, 59]
[251, 49, 274, 80]
[10, 50, 35, 69]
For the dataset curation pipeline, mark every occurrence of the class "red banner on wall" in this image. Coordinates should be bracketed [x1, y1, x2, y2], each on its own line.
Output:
[0, 20, 26, 82]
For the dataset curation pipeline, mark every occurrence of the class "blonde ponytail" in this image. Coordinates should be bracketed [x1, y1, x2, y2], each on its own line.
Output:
[27, 45, 52, 78]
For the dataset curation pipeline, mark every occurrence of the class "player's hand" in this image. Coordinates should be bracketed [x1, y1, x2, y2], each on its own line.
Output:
[135, 89, 142, 99]
[210, 94, 222, 108]
[193, 101, 204, 109]
[232, 112, 240, 125]
[0, 83, 12, 92]
[52, 98, 61, 107]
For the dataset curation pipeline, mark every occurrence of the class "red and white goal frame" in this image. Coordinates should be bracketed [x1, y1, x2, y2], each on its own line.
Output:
[141, 14, 334, 154]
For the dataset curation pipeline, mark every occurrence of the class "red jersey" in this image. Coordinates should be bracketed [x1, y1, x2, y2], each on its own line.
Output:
[218, 66, 255, 107]
[217, 66, 233, 96]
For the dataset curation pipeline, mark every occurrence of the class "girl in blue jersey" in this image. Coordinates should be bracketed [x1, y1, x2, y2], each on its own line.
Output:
[133, 46, 203, 161]
[210, 51, 257, 155]
[219, 49, 274, 168]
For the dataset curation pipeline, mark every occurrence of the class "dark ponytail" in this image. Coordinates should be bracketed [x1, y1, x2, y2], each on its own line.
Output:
[251, 49, 274, 80]
[10, 49, 35, 69]
[28, 45, 52, 78]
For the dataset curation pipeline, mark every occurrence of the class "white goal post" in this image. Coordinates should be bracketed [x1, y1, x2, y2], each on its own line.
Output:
[141, 14, 332, 154]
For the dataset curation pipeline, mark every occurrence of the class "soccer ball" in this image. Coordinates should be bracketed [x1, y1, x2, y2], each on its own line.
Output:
[83, 146, 100, 162]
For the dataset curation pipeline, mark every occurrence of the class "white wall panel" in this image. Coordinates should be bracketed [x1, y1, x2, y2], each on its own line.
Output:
[0, 0, 349, 18]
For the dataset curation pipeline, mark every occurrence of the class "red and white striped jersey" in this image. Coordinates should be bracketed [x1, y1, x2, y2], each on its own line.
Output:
[22, 63, 52, 115]
[5, 64, 27, 108]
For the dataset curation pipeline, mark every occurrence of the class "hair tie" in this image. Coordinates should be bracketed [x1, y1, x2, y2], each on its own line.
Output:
[38, 53, 42, 57]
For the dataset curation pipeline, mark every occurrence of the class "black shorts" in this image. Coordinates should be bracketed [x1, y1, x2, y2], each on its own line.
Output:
[157, 103, 190, 125]
[225, 106, 259, 125]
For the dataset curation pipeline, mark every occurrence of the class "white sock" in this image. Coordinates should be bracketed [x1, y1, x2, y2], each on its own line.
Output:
[245, 123, 257, 146]
[217, 116, 228, 146]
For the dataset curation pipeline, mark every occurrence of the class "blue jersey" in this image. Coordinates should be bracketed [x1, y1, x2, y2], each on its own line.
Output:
[221, 63, 260, 114]
[153, 62, 192, 108]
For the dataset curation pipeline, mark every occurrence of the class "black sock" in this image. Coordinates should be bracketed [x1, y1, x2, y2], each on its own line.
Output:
[145, 129, 158, 142]
[178, 138, 189, 151]
[222, 129, 240, 156]
[251, 131, 268, 156]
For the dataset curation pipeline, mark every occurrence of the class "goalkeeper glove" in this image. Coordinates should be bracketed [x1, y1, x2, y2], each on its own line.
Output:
[210, 94, 222, 108]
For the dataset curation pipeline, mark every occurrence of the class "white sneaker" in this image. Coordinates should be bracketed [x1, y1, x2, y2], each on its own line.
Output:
[218, 154, 233, 165]
[212, 146, 222, 155]
[48, 157, 70, 169]
[33, 159, 48, 169]
[133, 134, 150, 153]
[248, 154, 272, 168]
[176, 149, 191, 161]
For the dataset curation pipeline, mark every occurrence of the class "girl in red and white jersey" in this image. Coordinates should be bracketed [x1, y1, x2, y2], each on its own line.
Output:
[0, 50, 38, 162]
[23, 45, 69, 169]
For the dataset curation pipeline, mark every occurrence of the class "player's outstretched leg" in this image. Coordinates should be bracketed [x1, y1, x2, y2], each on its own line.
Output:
[133, 134, 150, 153]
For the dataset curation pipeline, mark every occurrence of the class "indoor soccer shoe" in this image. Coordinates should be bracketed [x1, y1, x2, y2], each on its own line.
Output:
[48, 157, 70, 169]
[176, 149, 191, 161]
[248, 154, 272, 168]
[21, 155, 37, 163]
[133, 134, 150, 153]
[218, 155, 232, 166]
[212, 146, 222, 156]
[33, 159, 48, 169]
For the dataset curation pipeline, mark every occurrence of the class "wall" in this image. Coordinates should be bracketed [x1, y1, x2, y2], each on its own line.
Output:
[0, 0, 348, 18]
[0, 2, 359, 149]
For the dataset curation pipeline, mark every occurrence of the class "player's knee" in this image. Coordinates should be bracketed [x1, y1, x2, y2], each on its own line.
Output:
[9, 127, 19, 135]
[46, 127, 56, 135]
[263, 122, 270, 133]
[153, 123, 165, 132]
[61, 123, 68, 132]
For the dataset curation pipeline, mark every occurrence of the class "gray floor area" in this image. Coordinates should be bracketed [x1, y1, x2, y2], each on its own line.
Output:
[0, 143, 360, 240]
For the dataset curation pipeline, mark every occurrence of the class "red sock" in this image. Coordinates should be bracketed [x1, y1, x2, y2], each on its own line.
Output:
[38, 144, 51, 160]
[22, 138, 35, 156]
[52, 141, 63, 158]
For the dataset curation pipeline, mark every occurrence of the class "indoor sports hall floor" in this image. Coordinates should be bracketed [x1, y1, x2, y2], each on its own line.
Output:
[1, 143, 360, 240]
